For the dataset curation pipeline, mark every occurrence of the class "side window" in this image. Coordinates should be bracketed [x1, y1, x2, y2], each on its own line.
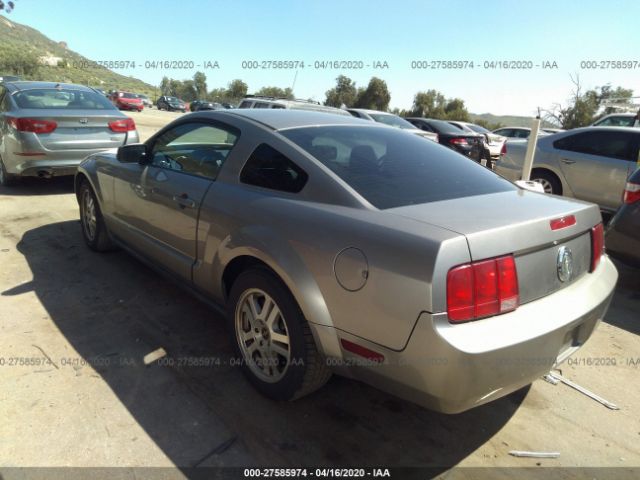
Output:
[496, 129, 511, 137]
[238, 100, 252, 109]
[514, 129, 530, 138]
[150, 122, 239, 179]
[554, 131, 634, 161]
[240, 144, 308, 193]
[254, 102, 270, 109]
[418, 122, 434, 132]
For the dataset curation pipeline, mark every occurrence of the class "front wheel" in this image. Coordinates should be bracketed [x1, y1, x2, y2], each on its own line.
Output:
[227, 268, 331, 401]
[79, 181, 115, 252]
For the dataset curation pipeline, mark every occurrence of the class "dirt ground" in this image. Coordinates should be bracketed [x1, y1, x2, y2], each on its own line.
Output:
[0, 109, 639, 478]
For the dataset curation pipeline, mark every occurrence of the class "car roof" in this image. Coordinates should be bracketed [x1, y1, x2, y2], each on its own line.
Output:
[199, 109, 373, 130]
[599, 113, 635, 117]
[2, 81, 96, 93]
[495, 126, 531, 130]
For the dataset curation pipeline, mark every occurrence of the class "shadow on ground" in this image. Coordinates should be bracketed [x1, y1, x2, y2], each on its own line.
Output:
[0, 177, 74, 196]
[8, 220, 529, 471]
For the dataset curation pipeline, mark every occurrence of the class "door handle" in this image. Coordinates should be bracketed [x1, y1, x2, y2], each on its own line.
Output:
[172, 193, 196, 209]
[560, 158, 576, 165]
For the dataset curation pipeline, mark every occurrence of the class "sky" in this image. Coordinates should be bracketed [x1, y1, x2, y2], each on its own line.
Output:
[5, 0, 640, 116]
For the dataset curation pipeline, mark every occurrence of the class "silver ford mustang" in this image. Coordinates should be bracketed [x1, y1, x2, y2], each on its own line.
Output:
[75, 109, 617, 413]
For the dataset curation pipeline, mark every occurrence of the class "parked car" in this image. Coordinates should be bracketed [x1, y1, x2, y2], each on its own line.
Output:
[93, 88, 107, 97]
[448, 121, 506, 167]
[0, 81, 139, 186]
[347, 108, 438, 142]
[190, 100, 222, 112]
[0, 74, 21, 83]
[493, 127, 549, 139]
[136, 94, 153, 109]
[406, 117, 483, 161]
[542, 128, 565, 134]
[591, 113, 639, 128]
[238, 95, 351, 116]
[109, 91, 143, 112]
[157, 95, 186, 112]
[606, 168, 640, 267]
[75, 109, 616, 413]
[495, 127, 640, 213]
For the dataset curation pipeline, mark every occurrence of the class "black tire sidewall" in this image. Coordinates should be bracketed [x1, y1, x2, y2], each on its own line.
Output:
[227, 269, 310, 401]
[79, 182, 105, 250]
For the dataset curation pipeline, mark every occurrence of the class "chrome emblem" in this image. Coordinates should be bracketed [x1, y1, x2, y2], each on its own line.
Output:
[79, 118, 88, 124]
[557, 246, 573, 283]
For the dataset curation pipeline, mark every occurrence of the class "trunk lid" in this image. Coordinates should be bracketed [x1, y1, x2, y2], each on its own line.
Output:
[388, 190, 602, 304]
[16, 109, 129, 150]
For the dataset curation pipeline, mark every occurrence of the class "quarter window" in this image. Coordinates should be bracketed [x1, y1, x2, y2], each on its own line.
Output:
[240, 144, 308, 193]
[150, 122, 239, 179]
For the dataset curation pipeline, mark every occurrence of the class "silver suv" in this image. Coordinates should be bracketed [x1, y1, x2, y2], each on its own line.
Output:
[238, 96, 351, 116]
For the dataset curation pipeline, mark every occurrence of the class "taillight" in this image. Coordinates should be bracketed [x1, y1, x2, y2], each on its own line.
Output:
[623, 181, 640, 204]
[7, 117, 57, 134]
[108, 118, 136, 132]
[590, 223, 604, 272]
[449, 138, 468, 145]
[500, 142, 507, 156]
[447, 255, 519, 323]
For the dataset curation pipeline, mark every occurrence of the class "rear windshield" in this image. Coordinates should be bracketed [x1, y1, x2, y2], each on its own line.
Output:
[425, 119, 464, 134]
[281, 126, 515, 209]
[120, 92, 137, 99]
[13, 89, 116, 110]
[369, 113, 416, 130]
[467, 124, 490, 134]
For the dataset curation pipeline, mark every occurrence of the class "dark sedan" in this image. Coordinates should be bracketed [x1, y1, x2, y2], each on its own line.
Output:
[406, 118, 483, 162]
[190, 100, 222, 112]
[606, 168, 640, 267]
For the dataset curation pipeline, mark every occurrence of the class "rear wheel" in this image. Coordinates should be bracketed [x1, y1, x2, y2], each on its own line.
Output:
[0, 156, 17, 187]
[227, 268, 331, 401]
[531, 170, 562, 195]
[79, 181, 115, 252]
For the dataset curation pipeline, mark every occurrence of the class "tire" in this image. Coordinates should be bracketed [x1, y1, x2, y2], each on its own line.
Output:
[0, 156, 17, 187]
[531, 169, 562, 195]
[78, 180, 115, 252]
[227, 268, 331, 401]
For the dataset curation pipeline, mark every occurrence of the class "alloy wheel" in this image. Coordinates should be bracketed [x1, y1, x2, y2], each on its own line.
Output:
[82, 189, 97, 241]
[235, 288, 291, 383]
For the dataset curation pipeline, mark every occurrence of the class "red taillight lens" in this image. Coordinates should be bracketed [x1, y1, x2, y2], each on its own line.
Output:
[447, 255, 519, 323]
[449, 138, 468, 145]
[590, 223, 604, 272]
[500, 142, 507, 156]
[623, 182, 640, 204]
[7, 117, 57, 134]
[108, 118, 136, 132]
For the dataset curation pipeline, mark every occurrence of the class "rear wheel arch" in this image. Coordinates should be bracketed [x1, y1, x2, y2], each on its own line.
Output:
[531, 168, 563, 195]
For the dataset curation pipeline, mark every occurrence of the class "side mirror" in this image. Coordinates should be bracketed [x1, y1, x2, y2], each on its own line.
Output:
[117, 144, 148, 164]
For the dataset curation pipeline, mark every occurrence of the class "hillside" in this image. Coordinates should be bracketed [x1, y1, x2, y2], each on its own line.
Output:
[470, 112, 558, 129]
[0, 15, 156, 97]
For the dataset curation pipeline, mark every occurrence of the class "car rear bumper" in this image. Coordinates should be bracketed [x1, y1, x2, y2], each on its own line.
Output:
[3, 131, 139, 177]
[322, 256, 617, 413]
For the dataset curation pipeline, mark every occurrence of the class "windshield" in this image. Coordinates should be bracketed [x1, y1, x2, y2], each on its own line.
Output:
[425, 119, 465, 134]
[167, 97, 180, 103]
[369, 113, 416, 130]
[281, 126, 515, 209]
[120, 92, 138, 99]
[13, 89, 117, 110]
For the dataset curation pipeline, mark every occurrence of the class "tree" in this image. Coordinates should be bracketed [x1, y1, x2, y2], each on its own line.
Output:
[543, 76, 635, 129]
[176, 79, 197, 101]
[443, 98, 470, 121]
[410, 90, 447, 118]
[159, 76, 172, 95]
[354, 77, 390, 110]
[193, 71, 207, 100]
[0, 47, 39, 76]
[324, 75, 357, 107]
[227, 79, 248, 100]
[254, 86, 294, 99]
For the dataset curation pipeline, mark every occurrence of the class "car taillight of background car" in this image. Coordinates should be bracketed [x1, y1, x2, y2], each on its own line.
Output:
[622, 181, 640, 204]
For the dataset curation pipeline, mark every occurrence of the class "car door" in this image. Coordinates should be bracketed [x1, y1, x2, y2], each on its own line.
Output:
[552, 130, 638, 210]
[112, 120, 239, 281]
